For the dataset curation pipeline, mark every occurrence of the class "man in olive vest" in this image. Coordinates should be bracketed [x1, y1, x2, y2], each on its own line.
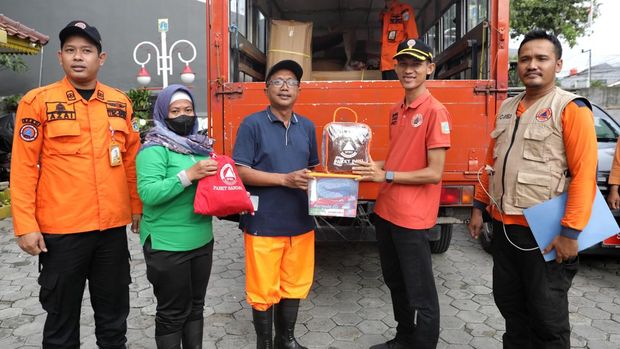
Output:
[468, 30, 597, 348]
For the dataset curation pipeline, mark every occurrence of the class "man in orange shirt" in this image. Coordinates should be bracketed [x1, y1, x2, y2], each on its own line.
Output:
[380, 0, 419, 80]
[468, 30, 597, 348]
[10, 21, 142, 349]
[354, 39, 450, 349]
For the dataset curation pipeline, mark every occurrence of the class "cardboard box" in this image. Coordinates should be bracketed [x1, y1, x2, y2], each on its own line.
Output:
[308, 174, 360, 218]
[267, 20, 313, 79]
[312, 70, 382, 81]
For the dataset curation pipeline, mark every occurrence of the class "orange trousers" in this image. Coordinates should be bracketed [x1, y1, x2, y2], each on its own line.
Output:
[244, 231, 315, 311]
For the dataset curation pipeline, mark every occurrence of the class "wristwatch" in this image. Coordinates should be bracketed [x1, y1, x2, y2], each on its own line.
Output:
[385, 171, 395, 183]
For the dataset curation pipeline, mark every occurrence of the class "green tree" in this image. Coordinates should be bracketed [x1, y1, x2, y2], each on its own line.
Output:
[510, 0, 599, 47]
[0, 54, 28, 73]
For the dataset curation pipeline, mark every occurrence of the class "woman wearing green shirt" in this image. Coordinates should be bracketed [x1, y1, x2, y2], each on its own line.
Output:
[137, 85, 217, 349]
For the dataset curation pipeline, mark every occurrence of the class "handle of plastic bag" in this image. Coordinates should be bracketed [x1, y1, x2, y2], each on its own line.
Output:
[332, 107, 358, 123]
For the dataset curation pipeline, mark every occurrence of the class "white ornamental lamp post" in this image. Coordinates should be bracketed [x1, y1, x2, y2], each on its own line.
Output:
[132, 18, 197, 88]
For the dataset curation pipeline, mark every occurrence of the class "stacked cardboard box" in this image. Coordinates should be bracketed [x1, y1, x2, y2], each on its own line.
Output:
[312, 70, 382, 81]
[267, 20, 313, 79]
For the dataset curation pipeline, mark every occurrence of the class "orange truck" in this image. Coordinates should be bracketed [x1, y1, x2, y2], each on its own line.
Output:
[205, 0, 510, 253]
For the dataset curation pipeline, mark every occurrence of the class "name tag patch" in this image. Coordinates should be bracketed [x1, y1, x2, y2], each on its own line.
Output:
[390, 112, 399, 125]
[46, 102, 76, 121]
[106, 101, 127, 118]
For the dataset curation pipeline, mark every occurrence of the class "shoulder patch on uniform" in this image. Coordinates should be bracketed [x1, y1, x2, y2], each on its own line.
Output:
[441, 121, 450, 134]
[19, 124, 38, 142]
[573, 99, 588, 108]
[131, 118, 140, 132]
[21, 118, 41, 127]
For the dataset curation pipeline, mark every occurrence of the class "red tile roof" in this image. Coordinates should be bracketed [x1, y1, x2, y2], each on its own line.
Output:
[0, 13, 49, 45]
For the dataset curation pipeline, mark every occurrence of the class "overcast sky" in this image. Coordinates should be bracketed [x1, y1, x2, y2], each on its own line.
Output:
[557, 0, 620, 76]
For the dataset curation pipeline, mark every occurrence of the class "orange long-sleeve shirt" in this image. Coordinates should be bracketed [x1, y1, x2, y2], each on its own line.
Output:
[474, 100, 597, 231]
[10, 77, 142, 236]
[608, 140, 620, 185]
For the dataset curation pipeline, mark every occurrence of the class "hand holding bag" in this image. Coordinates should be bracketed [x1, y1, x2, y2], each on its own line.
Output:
[194, 153, 254, 217]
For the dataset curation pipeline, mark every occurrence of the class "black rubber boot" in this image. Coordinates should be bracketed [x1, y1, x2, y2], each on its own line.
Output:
[274, 299, 307, 349]
[252, 307, 273, 349]
[181, 318, 204, 349]
[155, 331, 182, 349]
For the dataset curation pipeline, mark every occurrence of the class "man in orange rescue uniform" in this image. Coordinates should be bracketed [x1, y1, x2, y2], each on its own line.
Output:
[380, 0, 419, 80]
[468, 30, 597, 348]
[10, 21, 142, 349]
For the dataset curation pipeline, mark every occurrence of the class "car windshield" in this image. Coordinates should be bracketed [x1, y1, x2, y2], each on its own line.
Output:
[593, 105, 620, 142]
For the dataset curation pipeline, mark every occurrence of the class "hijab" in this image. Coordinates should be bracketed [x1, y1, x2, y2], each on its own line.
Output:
[140, 84, 214, 156]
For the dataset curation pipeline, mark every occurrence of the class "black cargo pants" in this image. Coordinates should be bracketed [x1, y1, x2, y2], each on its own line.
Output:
[38, 227, 131, 349]
[375, 215, 440, 349]
[492, 220, 578, 349]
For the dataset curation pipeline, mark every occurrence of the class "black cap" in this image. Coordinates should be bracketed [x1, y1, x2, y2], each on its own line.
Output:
[59, 20, 102, 52]
[265, 60, 303, 83]
[393, 39, 433, 61]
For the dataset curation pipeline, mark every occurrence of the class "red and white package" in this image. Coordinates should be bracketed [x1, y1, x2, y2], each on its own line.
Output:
[194, 153, 254, 217]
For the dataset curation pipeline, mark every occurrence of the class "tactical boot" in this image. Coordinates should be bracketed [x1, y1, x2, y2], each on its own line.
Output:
[273, 299, 307, 349]
[252, 307, 273, 349]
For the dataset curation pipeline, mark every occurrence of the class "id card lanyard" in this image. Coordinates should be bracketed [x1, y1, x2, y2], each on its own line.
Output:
[109, 126, 122, 167]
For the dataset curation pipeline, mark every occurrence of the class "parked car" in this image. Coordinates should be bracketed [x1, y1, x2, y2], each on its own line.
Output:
[479, 104, 620, 255]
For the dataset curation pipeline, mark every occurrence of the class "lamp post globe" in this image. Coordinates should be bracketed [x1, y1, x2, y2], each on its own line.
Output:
[180, 64, 195, 85]
[137, 66, 151, 87]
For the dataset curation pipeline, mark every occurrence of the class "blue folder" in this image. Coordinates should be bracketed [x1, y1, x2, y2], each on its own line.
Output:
[523, 189, 620, 262]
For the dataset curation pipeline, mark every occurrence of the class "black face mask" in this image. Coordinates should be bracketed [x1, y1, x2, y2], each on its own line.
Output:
[165, 115, 196, 136]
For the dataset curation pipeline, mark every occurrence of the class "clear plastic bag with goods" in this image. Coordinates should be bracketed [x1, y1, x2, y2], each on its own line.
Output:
[322, 107, 372, 173]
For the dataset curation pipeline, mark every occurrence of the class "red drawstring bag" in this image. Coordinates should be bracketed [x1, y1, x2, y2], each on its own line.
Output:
[194, 153, 254, 217]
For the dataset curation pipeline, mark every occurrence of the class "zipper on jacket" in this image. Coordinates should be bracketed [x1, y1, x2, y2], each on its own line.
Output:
[500, 117, 520, 212]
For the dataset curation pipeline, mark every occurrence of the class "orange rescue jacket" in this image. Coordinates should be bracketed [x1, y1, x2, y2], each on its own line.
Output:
[11, 77, 142, 236]
[380, 0, 419, 72]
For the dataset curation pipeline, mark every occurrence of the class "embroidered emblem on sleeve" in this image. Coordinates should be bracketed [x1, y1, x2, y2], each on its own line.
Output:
[19, 118, 40, 142]
[131, 118, 140, 132]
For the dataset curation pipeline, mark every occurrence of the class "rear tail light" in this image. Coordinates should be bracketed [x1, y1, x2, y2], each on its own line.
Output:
[440, 186, 475, 206]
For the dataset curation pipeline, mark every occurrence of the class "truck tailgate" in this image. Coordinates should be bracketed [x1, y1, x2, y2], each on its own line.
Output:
[215, 79, 497, 200]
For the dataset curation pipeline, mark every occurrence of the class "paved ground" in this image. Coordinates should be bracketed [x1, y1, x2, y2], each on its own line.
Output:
[0, 218, 619, 349]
